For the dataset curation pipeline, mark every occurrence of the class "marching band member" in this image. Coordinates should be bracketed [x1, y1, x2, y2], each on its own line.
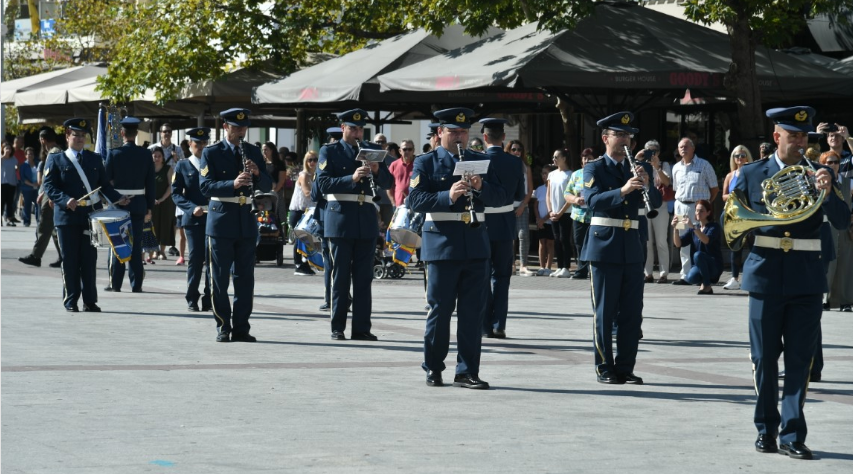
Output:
[315, 109, 392, 341]
[408, 108, 506, 389]
[104, 117, 155, 293]
[43, 118, 126, 312]
[200, 108, 272, 342]
[172, 127, 212, 312]
[582, 112, 658, 385]
[739, 107, 848, 459]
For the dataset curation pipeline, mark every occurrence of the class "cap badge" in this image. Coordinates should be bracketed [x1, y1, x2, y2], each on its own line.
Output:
[620, 115, 630, 124]
[79, 120, 87, 127]
[353, 112, 362, 121]
[196, 129, 204, 136]
[236, 112, 245, 120]
[794, 110, 808, 122]
[456, 113, 466, 122]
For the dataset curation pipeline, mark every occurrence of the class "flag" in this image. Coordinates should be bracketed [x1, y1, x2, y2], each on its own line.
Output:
[99, 217, 133, 264]
[385, 229, 415, 266]
[295, 239, 324, 271]
[94, 106, 107, 159]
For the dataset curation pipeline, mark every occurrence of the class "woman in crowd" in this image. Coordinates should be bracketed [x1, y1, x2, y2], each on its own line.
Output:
[672, 199, 723, 295]
[283, 152, 299, 234]
[820, 150, 853, 312]
[720, 145, 754, 290]
[1, 142, 18, 226]
[262, 142, 288, 229]
[288, 151, 318, 276]
[546, 148, 573, 278]
[533, 165, 555, 276]
[19, 147, 40, 227]
[505, 139, 534, 276]
[642, 141, 672, 283]
[150, 147, 175, 260]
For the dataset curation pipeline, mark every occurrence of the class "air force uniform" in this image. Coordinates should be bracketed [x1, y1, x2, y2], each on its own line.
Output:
[734, 107, 849, 454]
[479, 118, 526, 336]
[581, 112, 659, 383]
[104, 117, 155, 292]
[199, 109, 272, 341]
[43, 118, 123, 312]
[315, 109, 392, 340]
[408, 108, 507, 387]
[172, 127, 212, 312]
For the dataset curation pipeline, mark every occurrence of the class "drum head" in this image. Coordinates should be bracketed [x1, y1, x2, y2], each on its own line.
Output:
[90, 209, 130, 221]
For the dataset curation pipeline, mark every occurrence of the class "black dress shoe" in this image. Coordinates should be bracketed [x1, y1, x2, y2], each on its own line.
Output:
[493, 329, 507, 339]
[201, 305, 212, 312]
[618, 373, 644, 384]
[672, 279, 691, 286]
[231, 333, 257, 343]
[187, 303, 200, 312]
[810, 373, 821, 382]
[755, 434, 778, 453]
[453, 374, 489, 389]
[49, 259, 62, 268]
[483, 330, 496, 338]
[83, 304, 101, 312]
[597, 371, 623, 384]
[426, 370, 443, 387]
[131, 288, 143, 293]
[319, 302, 330, 311]
[216, 332, 230, 342]
[779, 442, 812, 459]
[331, 330, 346, 340]
[104, 286, 120, 292]
[18, 255, 41, 267]
[65, 306, 79, 313]
[351, 332, 378, 341]
[570, 272, 588, 279]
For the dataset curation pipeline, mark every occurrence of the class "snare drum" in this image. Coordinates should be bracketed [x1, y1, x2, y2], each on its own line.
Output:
[293, 207, 322, 247]
[89, 209, 131, 248]
[389, 205, 423, 248]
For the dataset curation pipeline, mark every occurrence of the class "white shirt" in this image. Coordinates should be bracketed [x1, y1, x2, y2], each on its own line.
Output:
[547, 168, 571, 214]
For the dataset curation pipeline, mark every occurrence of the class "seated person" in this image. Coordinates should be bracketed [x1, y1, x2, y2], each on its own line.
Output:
[671, 199, 723, 294]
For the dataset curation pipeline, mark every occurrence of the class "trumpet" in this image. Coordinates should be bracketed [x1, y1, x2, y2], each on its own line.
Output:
[357, 141, 382, 203]
[456, 142, 481, 228]
[623, 146, 658, 219]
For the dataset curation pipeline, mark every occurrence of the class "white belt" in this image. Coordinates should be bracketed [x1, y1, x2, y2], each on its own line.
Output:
[425, 212, 486, 222]
[210, 196, 251, 205]
[485, 204, 514, 214]
[590, 217, 639, 230]
[823, 215, 828, 222]
[513, 201, 522, 207]
[199, 205, 209, 213]
[638, 208, 646, 216]
[115, 188, 144, 196]
[326, 193, 370, 204]
[754, 235, 821, 253]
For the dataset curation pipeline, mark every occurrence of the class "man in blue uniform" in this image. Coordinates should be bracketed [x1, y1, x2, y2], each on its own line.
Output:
[736, 107, 848, 460]
[172, 127, 212, 312]
[316, 109, 392, 341]
[581, 111, 657, 385]
[199, 108, 272, 342]
[478, 118, 526, 339]
[408, 108, 507, 389]
[42, 118, 125, 312]
[104, 117, 155, 293]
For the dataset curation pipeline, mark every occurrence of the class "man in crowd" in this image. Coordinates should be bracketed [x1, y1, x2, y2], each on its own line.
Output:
[387, 139, 416, 207]
[671, 137, 718, 285]
[19, 127, 63, 268]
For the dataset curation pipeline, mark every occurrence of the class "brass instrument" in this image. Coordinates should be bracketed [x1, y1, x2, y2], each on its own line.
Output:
[456, 142, 481, 228]
[623, 146, 658, 219]
[722, 153, 826, 251]
[357, 141, 382, 203]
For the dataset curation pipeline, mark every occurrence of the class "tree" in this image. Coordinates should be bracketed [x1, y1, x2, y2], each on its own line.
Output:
[683, 0, 852, 149]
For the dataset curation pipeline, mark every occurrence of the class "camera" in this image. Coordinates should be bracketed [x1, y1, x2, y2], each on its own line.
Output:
[824, 124, 839, 134]
[645, 148, 657, 156]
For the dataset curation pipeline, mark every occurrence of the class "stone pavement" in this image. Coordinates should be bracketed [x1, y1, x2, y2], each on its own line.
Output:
[1, 224, 852, 473]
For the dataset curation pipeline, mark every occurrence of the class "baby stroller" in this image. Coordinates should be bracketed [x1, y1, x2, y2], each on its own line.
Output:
[374, 204, 423, 279]
[253, 192, 284, 266]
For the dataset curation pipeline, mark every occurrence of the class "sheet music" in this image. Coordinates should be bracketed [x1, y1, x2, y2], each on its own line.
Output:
[356, 149, 388, 163]
[453, 160, 490, 176]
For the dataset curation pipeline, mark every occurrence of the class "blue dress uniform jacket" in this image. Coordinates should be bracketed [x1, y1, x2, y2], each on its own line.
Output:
[315, 140, 392, 335]
[580, 155, 651, 377]
[482, 146, 526, 334]
[104, 142, 155, 291]
[408, 146, 507, 376]
[734, 157, 849, 446]
[198, 140, 272, 337]
[43, 149, 123, 310]
[172, 159, 211, 309]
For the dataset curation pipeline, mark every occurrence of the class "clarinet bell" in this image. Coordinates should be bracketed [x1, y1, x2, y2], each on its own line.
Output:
[646, 208, 659, 219]
[468, 209, 481, 228]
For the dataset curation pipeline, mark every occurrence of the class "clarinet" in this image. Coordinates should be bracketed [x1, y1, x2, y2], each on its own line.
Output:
[357, 141, 382, 203]
[623, 145, 658, 219]
[238, 138, 258, 213]
[456, 142, 481, 228]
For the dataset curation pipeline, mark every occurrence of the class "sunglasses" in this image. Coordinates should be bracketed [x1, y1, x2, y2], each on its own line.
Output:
[161, 130, 172, 134]
[376, 141, 386, 145]
[307, 158, 318, 163]
[734, 154, 748, 158]
[511, 147, 523, 152]
[401, 147, 413, 151]
[826, 160, 840, 164]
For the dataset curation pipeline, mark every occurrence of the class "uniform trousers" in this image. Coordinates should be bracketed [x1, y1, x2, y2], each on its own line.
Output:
[32, 198, 60, 258]
[749, 292, 821, 444]
[328, 237, 374, 333]
[56, 224, 98, 309]
[590, 261, 644, 375]
[184, 225, 210, 307]
[322, 237, 332, 305]
[109, 214, 144, 291]
[424, 258, 488, 375]
[483, 239, 513, 333]
[208, 235, 255, 335]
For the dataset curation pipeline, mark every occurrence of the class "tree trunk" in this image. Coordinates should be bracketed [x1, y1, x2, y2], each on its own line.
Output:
[726, 15, 764, 157]
[556, 95, 578, 169]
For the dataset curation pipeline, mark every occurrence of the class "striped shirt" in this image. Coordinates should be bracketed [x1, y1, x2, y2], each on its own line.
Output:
[671, 156, 717, 203]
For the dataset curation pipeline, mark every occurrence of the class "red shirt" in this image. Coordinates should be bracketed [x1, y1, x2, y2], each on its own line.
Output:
[388, 158, 414, 206]
[13, 149, 25, 180]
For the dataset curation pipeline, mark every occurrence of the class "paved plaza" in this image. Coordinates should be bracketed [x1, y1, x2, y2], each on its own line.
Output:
[2, 224, 852, 473]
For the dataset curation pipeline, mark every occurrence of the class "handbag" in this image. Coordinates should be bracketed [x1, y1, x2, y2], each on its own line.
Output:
[657, 183, 675, 201]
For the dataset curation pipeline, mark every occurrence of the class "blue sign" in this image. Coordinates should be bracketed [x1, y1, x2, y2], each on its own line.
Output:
[40, 19, 56, 38]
